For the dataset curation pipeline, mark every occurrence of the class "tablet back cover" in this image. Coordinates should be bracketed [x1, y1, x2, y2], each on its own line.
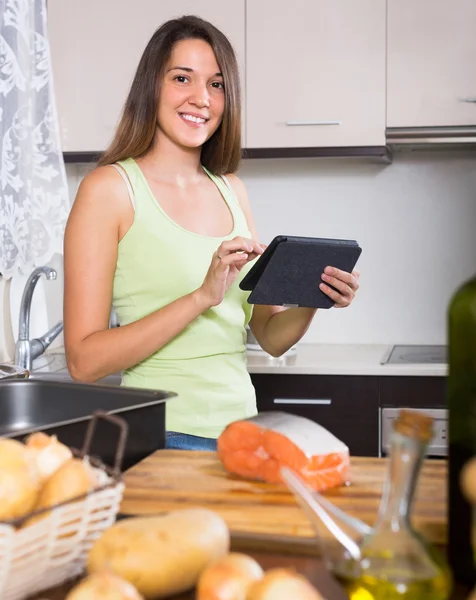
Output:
[246, 237, 361, 309]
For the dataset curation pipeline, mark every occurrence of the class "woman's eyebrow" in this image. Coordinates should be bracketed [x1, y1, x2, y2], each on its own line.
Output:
[168, 66, 223, 77]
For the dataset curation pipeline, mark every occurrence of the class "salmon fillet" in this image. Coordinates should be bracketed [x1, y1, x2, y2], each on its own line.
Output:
[217, 412, 350, 492]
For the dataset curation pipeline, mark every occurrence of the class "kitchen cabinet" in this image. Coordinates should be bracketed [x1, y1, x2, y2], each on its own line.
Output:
[379, 376, 446, 410]
[387, 0, 476, 128]
[251, 374, 447, 458]
[245, 0, 386, 149]
[251, 374, 380, 457]
[47, 0, 245, 153]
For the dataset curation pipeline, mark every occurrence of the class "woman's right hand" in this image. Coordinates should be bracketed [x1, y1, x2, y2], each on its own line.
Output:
[197, 236, 265, 308]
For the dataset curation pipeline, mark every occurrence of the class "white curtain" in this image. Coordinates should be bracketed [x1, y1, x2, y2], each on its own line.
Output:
[0, 0, 69, 279]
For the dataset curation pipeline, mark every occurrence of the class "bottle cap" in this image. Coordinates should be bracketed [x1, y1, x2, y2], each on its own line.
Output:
[394, 409, 434, 442]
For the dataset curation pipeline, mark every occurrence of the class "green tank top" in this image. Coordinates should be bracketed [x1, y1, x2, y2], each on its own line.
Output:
[112, 158, 257, 438]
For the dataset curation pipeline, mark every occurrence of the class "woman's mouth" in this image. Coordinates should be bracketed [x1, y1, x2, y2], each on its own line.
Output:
[179, 112, 209, 126]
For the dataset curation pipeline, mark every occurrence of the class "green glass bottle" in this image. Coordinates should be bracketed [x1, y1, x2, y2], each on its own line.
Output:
[448, 273, 476, 586]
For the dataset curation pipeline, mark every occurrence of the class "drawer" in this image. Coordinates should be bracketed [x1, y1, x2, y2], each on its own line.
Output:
[250, 374, 379, 457]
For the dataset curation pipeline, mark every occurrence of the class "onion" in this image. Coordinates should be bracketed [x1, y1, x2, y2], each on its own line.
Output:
[246, 568, 324, 600]
[197, 552, 264, 600]
[25, 432, 73, 483]
[66, 571, 144, 599]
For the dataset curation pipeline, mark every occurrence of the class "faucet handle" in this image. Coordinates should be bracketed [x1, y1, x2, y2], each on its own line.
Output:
[30, 321, 64, 361]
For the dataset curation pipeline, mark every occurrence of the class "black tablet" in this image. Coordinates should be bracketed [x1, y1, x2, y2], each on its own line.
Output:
[239, 235, 362, 309]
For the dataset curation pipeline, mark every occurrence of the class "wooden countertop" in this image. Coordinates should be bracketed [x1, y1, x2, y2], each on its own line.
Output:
[33, 452, 464, 600]
[120, 450, 447, 547]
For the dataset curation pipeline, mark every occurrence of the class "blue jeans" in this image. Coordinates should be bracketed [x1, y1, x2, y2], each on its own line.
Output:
[165, 431, 217, 451]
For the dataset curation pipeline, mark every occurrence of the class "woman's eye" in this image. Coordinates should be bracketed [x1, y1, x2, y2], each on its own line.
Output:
[174, 75, 188, 83]
[211, 81, 224, 90]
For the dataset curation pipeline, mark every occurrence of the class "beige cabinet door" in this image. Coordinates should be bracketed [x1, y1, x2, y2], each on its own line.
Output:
[47, 1, 245, 152]
[245, 0, 386, 148]
[387, 0, 476, 128]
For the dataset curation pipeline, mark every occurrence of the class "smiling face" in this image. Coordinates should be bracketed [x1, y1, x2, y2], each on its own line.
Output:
[156, 38, 226, 150]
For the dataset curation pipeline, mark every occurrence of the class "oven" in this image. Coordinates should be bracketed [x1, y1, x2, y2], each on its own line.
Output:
[380, 407, 448, 457]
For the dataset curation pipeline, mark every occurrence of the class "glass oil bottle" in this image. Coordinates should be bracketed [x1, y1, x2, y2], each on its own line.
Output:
[333, 409, 452, 600]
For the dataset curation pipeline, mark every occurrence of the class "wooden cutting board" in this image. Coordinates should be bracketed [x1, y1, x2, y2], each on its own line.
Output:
[120, 451, 447, 547]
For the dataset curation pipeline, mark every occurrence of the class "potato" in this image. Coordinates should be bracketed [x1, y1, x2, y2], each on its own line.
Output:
[88, 508, 230, 599]
[66, 571, 144, 599]
[23, 457, 98, 527]
[0, 438, 40, 521]
[246, 568, 324, 600]
[197, 552, 264, 600]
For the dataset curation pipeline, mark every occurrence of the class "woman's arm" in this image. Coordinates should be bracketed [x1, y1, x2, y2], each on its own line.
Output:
[225, 174, 360, 357]
[64, 168, 261, 382]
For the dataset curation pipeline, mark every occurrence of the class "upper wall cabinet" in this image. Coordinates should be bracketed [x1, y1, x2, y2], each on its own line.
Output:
[245, 0, 386, 148]
[387, 0, 476, 128]
[47, 1, 245, 153]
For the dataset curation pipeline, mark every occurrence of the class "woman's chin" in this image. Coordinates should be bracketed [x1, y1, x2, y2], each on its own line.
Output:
[157, 127, 216, 151]
[177, 135, 210, 150]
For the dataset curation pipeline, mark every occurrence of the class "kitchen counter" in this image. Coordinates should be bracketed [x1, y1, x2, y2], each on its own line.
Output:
[247, 343, 448, 377]
[37, 343, 447, 381]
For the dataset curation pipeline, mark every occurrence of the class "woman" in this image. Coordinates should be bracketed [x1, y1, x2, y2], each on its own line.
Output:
[63, 15, 360, 451]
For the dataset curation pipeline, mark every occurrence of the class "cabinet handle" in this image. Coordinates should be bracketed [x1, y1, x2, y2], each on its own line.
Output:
[273, 398, 332, 405]
[461, 98, 476, 103]
[285, 120, 342, 126]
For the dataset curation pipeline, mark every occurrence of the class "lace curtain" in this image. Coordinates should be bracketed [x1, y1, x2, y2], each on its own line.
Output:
[0, 0, 69, 279]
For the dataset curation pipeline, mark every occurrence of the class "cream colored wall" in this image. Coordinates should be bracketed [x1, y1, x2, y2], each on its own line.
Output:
[1, 151, 475, 360]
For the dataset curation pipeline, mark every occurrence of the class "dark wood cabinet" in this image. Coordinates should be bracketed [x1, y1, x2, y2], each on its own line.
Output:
[250, 373, 447, 457]
[379, 376, 447, 409]
[250, 374, 380, 457]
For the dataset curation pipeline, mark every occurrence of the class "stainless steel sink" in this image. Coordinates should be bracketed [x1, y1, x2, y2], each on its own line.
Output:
[0, 378, 174, 470]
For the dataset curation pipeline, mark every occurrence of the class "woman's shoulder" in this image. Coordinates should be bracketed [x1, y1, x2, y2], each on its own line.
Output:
[222, 173, 249, 208]
[76, 164, 130, 200]
[71, 163, 134, 222]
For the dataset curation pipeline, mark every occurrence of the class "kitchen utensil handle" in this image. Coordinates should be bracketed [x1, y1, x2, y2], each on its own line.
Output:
[285, 120, 341, 126]
[81, 410, 129, 474]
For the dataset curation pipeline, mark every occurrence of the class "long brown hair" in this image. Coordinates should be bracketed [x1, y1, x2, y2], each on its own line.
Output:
[97, 16, 241, 175]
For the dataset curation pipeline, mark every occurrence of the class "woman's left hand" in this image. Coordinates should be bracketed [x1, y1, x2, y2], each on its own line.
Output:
[319, 266, 360, 308]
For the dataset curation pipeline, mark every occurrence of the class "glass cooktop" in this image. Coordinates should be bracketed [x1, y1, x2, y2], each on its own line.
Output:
[381, 344, 447, 365]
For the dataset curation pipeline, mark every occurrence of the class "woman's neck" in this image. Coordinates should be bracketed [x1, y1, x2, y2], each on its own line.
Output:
[137, 128, 204, 186]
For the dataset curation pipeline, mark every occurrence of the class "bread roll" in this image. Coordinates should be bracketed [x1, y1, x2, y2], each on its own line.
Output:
[0, 438, 40, 521]
[23, 457, 98, 527]
[25, 432, 73, 483]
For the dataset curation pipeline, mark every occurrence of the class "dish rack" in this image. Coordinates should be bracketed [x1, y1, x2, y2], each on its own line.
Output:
[0, 411, 128, 600]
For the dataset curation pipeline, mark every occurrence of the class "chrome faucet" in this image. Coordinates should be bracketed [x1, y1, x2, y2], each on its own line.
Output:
[14, 266, 64, 372]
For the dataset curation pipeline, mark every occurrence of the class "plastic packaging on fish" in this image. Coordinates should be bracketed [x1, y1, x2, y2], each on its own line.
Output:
[217, 411, 350, 491]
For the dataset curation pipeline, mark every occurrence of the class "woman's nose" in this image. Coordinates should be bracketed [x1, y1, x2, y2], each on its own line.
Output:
[190, 85, 210, 108]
